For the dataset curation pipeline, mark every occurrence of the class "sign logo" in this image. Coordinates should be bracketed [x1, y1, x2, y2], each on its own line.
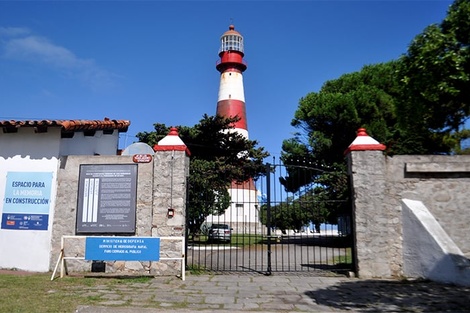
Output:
[132, 154, 153, 163]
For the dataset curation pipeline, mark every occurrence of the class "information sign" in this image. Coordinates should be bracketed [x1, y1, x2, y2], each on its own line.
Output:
[85, 237, 160, 261]
[76, 164, 137, 234]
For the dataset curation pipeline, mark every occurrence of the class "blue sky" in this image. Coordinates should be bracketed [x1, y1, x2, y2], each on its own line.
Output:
[0, 0, 454, 157]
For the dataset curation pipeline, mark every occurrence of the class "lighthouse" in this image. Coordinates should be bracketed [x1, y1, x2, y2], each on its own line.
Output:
[206, 25, 261, 233]
[216, 24, 248, 138]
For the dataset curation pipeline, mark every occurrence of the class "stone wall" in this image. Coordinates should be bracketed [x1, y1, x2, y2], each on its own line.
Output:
[151, 150, 189, 275]
[50, 150, 189, 276]
[348, 150, 470, 278]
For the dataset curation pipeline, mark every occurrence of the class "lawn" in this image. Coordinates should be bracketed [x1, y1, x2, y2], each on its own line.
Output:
[189, 233, 264, 246]
[0, 271, 152, 313]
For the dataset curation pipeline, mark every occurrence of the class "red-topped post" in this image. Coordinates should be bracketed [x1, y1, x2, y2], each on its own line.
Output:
[345, 128, 394, 278]
[152, 127, 190, 243]
[153, 127, 191, 156]
[344, 128, 386, 155]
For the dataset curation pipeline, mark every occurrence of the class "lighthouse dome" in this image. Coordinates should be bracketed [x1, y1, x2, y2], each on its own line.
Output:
[221, 25, 242, 37]
[219, 24, 244, 53]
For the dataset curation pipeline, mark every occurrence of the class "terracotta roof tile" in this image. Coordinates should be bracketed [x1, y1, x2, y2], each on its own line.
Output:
[0, 117, 130, 132]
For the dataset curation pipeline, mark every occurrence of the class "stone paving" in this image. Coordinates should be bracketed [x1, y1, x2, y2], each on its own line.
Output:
[74, 273, 470, 313]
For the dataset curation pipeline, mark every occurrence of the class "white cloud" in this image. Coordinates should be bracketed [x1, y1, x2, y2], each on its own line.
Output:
[0, 26, 118, 90]
[0, 26, 31, 37]
[4, 36, 91, 69]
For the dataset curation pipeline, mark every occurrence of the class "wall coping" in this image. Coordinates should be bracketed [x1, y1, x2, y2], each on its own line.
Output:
[406, 162, 470, 173]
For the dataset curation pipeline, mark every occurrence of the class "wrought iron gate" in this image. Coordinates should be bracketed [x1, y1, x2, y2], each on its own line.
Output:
[186, 159, 355, 275]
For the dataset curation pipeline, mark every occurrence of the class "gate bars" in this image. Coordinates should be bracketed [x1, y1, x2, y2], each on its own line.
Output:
[186, 158, 354, 275]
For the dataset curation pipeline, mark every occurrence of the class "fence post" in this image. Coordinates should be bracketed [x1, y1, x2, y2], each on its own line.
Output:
[265, 163, 272, 275]
[345, 128, 388, 278]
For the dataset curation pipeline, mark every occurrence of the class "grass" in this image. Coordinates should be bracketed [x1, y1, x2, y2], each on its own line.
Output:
[0, 272, 152, 313]
[0, 273, 97, 313]
[186, 264, 208, 275]
[231, 234, 264, 246]
[189, 233, 264, 246]
[331, 248, 353, 265]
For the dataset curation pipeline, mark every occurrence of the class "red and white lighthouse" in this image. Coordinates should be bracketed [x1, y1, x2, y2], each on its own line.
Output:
[206, 25, 260, 232]
[215, 24, 249, 139]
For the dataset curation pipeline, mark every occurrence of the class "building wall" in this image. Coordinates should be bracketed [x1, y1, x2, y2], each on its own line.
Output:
[0, 156, 58, 271]
[0, 129, 62, 271]
[59, 130, 120, 156]
[0, 128, 62, 159]
[0, 128, 120, 158]
[348, 151, 470, 278]
[206, 188, 262, 233]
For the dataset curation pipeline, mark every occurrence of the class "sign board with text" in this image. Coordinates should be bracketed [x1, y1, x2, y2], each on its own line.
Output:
[85, 237, 160, 261]
[76, 164, 137, 234]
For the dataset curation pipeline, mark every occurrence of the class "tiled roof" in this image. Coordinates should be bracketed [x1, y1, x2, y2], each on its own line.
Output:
[0, 117, 130, 132]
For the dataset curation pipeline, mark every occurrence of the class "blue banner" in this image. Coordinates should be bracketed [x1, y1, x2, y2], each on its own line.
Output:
[1, 172, 53, 230]
[85, 237, 160, 261]
[1, 213, 49, 230]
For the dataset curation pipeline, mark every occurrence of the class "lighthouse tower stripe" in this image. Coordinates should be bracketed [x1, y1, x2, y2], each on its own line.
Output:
[217, 71, 245, 102]
[216, 99, 247, 130]
[222, 127, 249, 139]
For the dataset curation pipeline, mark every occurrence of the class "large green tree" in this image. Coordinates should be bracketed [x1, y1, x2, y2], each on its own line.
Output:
[136, 114, 269, 236]
[398, 0, 470, 153]
[280, 62, 401, 227]
[284, 61, 400, 165]
[280, 0, 470, 227]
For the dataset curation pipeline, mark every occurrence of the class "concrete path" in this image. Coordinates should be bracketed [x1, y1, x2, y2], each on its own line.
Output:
[75, 273, 470, 312]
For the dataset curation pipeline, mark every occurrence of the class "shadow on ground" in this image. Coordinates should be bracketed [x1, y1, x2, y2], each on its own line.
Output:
[307, 279, 470, 312]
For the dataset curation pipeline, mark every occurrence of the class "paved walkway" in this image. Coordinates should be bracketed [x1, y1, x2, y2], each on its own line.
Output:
[75, 273, 470, 313]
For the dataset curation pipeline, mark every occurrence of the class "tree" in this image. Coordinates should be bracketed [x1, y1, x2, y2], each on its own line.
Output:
[284, 62, 400, 165]
[259, 188, 337, 234]
[397, 0, 470, 153]
[279, 62, 401, 226]
[280, 0, 470, 224]
[136, 114, 269, 237]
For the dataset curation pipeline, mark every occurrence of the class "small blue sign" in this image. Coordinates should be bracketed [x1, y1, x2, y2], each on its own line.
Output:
[85, 237, 160, 261]
[1, 213, 49, 230]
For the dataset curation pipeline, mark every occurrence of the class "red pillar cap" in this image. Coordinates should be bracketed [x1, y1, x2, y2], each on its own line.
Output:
[153, 127, 191, 156]
[344, 128, 386, 155]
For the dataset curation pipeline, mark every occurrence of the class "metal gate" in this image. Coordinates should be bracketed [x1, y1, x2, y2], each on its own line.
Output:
[186, 158, 355, 275]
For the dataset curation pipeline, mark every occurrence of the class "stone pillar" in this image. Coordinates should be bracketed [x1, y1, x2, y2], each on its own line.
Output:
[345, 128, 391, 278]
[151, 127, 190, 274]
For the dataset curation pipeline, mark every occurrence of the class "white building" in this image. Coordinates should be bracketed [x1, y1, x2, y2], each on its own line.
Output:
[0, 118, 129, 271]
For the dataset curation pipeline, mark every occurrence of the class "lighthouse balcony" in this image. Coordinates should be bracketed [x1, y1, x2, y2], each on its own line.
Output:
[216, 59, 247, 72]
